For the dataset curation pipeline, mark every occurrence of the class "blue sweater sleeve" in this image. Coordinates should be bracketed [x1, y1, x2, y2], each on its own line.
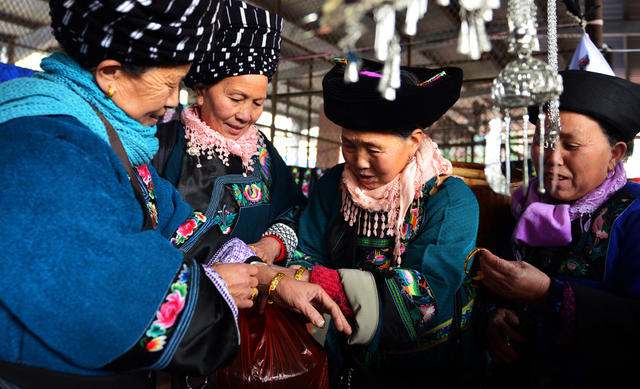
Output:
[0, 116, 235, 374]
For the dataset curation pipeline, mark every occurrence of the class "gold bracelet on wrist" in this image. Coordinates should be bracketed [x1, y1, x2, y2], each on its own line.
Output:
[294, 267, 307, 280]
[267, 272, 285, 304]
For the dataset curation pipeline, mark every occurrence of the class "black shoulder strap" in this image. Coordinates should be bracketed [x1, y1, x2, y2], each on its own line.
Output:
[89, 104, 153, 231]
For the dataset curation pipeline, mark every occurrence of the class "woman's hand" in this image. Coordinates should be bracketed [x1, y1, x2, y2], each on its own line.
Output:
[248, 236, 282, 264]
[251, 264, 350, 334]
[272, 277, 352, 336]
[487, 308, 526, 364]
[478, 250, 551, 309]
[213, 263, 258, 309]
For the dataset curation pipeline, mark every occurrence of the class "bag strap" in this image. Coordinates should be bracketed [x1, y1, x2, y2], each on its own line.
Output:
[88, 104, 153, 231]
[429, 174, 452, 195]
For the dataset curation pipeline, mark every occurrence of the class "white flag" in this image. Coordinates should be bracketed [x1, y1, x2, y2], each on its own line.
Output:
[568, 33, 614, 76]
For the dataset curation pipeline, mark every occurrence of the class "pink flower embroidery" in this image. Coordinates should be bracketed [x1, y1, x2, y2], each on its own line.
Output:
[136, 165, 152, 183]
[177, 219, 197, 237]
[592, 208, 609, 239]
[156, 291, 185, 329]
[243, 184, 263, 203]
[420, 304, 436, 323]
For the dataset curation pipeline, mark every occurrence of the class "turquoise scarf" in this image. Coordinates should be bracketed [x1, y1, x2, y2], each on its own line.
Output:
[0, 53, 158, 166]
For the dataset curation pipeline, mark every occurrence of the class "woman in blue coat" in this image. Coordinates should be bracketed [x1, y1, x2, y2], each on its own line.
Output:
[0, 1, 349, 388]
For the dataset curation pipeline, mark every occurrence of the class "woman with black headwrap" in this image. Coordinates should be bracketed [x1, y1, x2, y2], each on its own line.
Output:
[153, 0, 305, 266]
[475, 70, 640, 387]
[0, 1, 350, 388]
[289, 58, 485, 387]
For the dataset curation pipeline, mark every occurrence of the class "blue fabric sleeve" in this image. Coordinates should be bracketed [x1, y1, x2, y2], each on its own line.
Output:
[0, 116, 197, 372]
[605, 183, 640, 296]
[399, 177, 479, 325]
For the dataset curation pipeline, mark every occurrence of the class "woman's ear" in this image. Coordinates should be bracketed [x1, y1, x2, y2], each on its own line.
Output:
[609, 141, 627, 171]
[195, 87, 206, 107]
[94, 59, 124, 96]
[409, 128, 424, 155]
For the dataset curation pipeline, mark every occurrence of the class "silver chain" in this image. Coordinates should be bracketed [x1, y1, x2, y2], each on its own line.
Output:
[545, 0, 562, 148]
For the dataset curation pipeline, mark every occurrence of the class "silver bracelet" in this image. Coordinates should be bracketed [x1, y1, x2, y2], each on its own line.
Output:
[263, 223, 298, 264]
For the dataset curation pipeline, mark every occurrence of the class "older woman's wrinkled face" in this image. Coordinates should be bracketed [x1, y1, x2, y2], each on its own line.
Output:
[196, 74, 268, 140]
[532, 111, 626, 202]
[341, 128, 422, 190]
[110, 64, 191, 126]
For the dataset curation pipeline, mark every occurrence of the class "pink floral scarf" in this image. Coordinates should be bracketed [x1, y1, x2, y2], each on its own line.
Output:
[181, 104, 260, 173]
[340, 136, 452, 265]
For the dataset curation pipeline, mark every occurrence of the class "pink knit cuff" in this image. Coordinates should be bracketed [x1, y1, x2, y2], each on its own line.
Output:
[309, 266, 354, 318]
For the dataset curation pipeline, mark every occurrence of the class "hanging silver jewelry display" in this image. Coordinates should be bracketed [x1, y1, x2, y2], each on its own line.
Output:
[457, 0, 500, 60]
[316, 0, 429, 100]
[487, 0, 562, 196]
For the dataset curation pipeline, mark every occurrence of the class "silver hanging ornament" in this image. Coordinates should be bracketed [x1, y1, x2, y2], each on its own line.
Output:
[457, 0, 500, 59]
[484, 112, 508, 195]
[487, 0, 562, 196]
[317, 0, 430, 100]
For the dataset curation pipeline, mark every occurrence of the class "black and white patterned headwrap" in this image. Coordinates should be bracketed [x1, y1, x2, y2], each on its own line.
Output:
[184, 0, 282, 88]
[49, 0, 220, 68]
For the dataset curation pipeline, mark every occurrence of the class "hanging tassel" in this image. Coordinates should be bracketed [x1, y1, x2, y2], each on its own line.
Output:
[373, 213, 379, 236]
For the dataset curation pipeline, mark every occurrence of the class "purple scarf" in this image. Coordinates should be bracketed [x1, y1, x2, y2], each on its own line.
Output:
[512, 162, 627, 247]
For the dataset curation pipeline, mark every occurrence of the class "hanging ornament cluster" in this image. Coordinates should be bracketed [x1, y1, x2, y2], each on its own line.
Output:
[456, 0, 501, 60]
[487, 0, 562, 196]
[314, 0, 435, 100]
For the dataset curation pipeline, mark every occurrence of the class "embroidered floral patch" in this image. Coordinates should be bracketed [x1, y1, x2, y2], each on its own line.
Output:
[140, 264, 190, 352]
[365, 248, 391, 269]
[135, 164, 159, 229]
[392, 268, 437, 326]
[212, 205, 237, 235]
[243, 183, 263, 203]
[135, 165, 157, 226]
[232, 182, 269, 207]
[170, 212, 207, 248]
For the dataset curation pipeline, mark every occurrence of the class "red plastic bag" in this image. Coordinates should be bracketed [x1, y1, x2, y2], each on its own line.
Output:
[216, 304, 329, 389]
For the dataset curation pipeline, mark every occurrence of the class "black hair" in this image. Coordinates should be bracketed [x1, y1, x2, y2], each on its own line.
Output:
[121, 63, 154, 76]
[597, 119, 634, 160]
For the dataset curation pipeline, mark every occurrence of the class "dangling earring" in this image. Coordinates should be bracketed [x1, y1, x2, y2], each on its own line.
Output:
[106, 86, 115, 98]
[407, 154, 415, 163]
[607, 170, 614, 179]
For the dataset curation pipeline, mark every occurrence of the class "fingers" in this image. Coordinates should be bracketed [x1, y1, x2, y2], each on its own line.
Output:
[246, 264, 258, 276]
[310, 286, 352, 335]
[235, 287, 255, 309]
[488, 336, 519, 364]
[488, 310, 521, 364]
[298, 297, 326, 328]
[479, 250, 508, 276]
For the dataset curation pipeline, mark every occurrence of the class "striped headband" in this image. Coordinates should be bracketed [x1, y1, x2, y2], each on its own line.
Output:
[49, 0, 220, 68]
